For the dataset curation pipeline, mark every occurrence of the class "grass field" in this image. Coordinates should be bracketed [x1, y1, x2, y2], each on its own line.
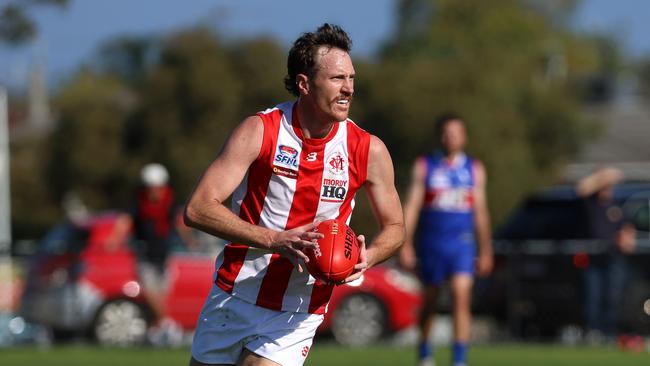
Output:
[0, 343, 649, 366]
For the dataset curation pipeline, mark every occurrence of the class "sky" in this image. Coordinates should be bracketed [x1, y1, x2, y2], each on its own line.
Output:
[1, 0, 650, 90]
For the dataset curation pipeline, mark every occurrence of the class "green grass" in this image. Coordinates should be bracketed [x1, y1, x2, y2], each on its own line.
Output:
[0, 343, 648, 366]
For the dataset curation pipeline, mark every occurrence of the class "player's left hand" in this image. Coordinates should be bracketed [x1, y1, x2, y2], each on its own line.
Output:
[339, 234, 368, 285]
[476, 253, 493, 277]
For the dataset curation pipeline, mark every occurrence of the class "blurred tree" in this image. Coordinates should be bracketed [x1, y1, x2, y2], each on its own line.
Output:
[10, 135, 59, 238]
[133, 28, 243, 198]
[352, 0, 604, 223]
[0, 0, 68, 45]
[11, 1, 621, 239]
[228, 38, 288, 116]
[95, 36, 159, 87]
[636, 59, 650, 100]
[47, 70, 134, 210]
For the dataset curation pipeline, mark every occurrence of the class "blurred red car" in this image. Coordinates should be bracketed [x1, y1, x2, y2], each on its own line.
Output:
[19, 213, 421, 346]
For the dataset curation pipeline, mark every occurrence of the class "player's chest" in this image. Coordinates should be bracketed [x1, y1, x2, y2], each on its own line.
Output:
[427, 165, 472, 189]
[269, 140, 353, 201]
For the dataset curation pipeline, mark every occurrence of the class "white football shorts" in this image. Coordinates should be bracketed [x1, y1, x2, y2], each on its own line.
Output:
[191, 285, 324, 366]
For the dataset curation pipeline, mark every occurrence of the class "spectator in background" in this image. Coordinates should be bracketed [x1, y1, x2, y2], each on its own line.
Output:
[400, 114, 493, 366]
[132, 162, 180, 341]
[576, 167, 636, 343]
[133, 163, 176, 270]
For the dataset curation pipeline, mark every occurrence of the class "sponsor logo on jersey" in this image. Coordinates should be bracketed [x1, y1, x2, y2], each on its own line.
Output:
[425, 187, 473, 212]
[321, 178, 348, 202]
[275, 144, 299, 169]
[327, 152, 346, 175]
[301, 346, 310, 357]
[273, 165, 298, 179]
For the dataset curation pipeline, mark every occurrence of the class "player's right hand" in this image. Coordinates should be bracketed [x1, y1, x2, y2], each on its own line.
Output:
[271, 221, 323, 272]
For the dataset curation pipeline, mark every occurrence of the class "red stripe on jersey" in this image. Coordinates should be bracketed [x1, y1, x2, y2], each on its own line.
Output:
[308, 280, 334, 314]
[255, 253, 295, 309]
[309, 122, 369, 313]
[338, 121, 371, 222]
[286, 144, 325, 229]
[424, 190, 437, 205]
[238, 110, 281, 225]
[215, 111, 280, 293]
[255, 140, 326, 309]
[215, 244, 250, 293]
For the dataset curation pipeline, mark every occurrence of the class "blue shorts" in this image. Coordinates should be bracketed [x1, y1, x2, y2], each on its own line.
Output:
[417, 242, 476, 285]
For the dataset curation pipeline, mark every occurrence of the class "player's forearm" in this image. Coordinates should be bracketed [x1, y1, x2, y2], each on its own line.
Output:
[403, 207, 419, 244]
[184, 200, 275, 249]
[366, 222, 405, 267]
[474, 211, 493, 256]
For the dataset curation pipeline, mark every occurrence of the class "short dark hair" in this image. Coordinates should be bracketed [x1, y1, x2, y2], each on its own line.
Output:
[284, 23, 352, 96]
[434, 112, 464, 139]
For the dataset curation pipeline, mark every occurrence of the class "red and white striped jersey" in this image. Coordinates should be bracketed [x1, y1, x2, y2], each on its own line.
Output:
[213, 101, 371, 314]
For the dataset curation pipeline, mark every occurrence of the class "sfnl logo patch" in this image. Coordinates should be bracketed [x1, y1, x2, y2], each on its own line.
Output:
[273, 144, 299, 179]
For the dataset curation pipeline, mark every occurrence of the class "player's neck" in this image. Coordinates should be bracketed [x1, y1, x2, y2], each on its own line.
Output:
[441, 149, 464, 163]
[295, 99, 334, 139]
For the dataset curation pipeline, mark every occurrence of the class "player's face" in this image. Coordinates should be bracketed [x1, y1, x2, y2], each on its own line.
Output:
[308, 46, 355, 122]
[440, 119, 467, 154]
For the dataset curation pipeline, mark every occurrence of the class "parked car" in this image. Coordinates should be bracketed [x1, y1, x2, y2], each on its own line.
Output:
[18, 213, 215, 346]
[491, 182, 650, 339]
[320, 265, 422, 345]
[18, 212, 422, 346]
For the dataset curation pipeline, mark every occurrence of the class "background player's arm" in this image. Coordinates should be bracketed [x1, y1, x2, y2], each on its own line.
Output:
[473, 160, 493, 277]
[344, 136, 405, 283]
[184, 116, 319, 264]
[399, 157, 427, 270]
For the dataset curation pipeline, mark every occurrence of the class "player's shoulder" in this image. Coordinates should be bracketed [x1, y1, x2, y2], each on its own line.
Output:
[471, 158, 487, 182]
[344, 117, 371, 138]
[367, 134, 388, 157]
[238, 114, 264, 134]
[471, 157, 485, 170]
[256, 101, 293, 124]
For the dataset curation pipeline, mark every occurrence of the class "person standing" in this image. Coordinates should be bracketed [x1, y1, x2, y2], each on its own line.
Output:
[134, 163, 176, 271]
[184, 24, 404, 366]
[576, 167, 636, 343]
[132, 162, 180, 335]
[400, 113, 493, 366]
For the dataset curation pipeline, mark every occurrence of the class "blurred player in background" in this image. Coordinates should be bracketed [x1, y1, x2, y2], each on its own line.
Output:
[401, 113, 493, 366]
[132, 163, 182, 337]
[184, 23, 404, 366]
[134, 163, 176, 272]
[576, 167, 636, 343]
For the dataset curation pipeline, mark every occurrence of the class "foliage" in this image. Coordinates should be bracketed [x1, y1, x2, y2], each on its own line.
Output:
[0, 0, 68, 45]
[351, 0, 602, 222]
[10, 0, 617, 238]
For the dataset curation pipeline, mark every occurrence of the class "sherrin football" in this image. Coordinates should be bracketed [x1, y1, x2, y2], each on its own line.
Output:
[305, 219, 360, 282]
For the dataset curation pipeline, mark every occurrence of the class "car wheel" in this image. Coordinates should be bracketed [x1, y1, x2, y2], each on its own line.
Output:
[331, 293, 387, 346]
[93, 299, 149, 346]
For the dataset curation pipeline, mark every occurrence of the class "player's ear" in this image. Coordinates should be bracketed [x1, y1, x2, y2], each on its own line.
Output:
[296, 74, 310, 95]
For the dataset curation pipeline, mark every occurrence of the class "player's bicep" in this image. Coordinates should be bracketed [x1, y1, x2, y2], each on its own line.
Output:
[364, 136, 403, 228]
[472, 160, 489, 214]
[189, 116, 264, 204]
[404, 157, 427, 213]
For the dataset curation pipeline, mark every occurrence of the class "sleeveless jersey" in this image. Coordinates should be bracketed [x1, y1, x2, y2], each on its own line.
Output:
[417, 151, 476, 248]
[213, 101, 371, 314]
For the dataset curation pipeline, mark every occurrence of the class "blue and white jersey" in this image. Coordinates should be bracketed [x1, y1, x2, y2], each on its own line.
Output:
[417, 151, 476, 249]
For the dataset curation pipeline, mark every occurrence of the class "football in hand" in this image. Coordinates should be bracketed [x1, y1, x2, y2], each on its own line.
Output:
[305, 219, 360, 282]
